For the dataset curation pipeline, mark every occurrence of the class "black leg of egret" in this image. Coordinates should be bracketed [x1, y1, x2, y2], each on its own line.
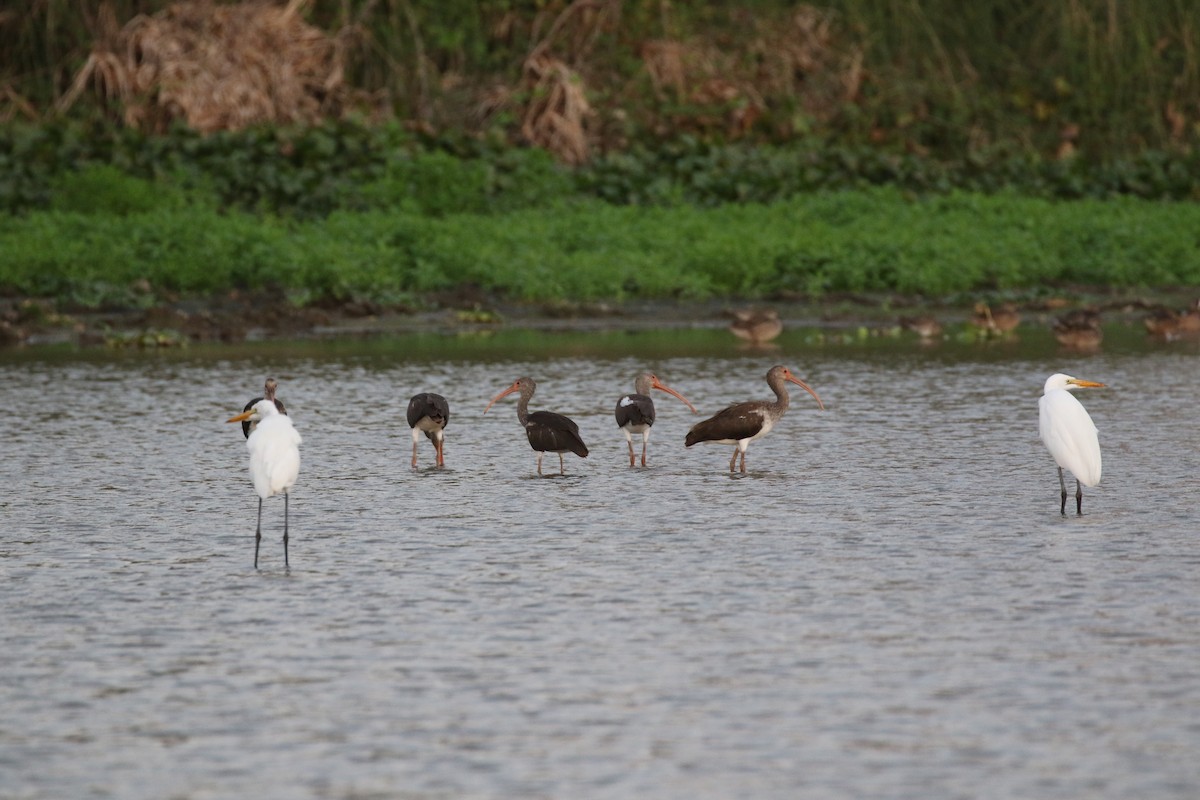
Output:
[255, 497, 263, 568]
[283, 493, 290, 568]
[1057, 467, 1068, 516]
[1075, 480, 1083, 516]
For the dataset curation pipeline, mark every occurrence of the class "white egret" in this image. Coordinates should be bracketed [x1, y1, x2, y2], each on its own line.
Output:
[226, 399, 302, 567]
[1038, 373, 1104, 515]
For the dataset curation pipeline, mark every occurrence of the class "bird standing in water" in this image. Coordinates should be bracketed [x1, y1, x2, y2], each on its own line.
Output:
[485, 377, 589, 475]
[615, 373, 697, 467]
[685, 365, 824, 473]
[407, 392, 450, 468]
[1038, 373, 1104, 515]
[226, 399, 302, 567]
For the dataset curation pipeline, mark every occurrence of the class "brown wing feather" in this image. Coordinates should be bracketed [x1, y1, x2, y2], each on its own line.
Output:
[527, 411, 589, 457]
[685, 402, 765, 446]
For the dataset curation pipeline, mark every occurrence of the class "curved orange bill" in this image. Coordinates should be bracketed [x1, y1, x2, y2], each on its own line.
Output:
[483, 381, 521, 414]
[651, 377, 698, 413]
[785, 374, 825, 411]
[226, 409, 254, 423]
[1068, 379, 1106, 389]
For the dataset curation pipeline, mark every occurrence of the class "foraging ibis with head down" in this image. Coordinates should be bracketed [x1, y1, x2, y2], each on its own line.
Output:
[615, 373, 697, 467]
[484, 376, 588, 475]
[407, 392, 450, 468]
[685, 365, 824, 473]
[239, 377, 287, 438]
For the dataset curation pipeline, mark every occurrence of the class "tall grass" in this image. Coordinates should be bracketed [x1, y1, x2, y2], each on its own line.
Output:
[4, 1, 1197, 158]
[834, 0, 1200, 154]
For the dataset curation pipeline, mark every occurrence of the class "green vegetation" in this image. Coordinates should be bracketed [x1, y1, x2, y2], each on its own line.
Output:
[3, 122, 1199, 222]
[3, 164, 1197, 309]
[3, 1, 1198, 316]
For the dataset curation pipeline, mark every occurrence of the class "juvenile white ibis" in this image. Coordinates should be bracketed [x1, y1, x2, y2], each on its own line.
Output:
[615, 373, 697, 467]
[226, 399, 302, 568]
[729, 308, 783, 344]
[1039, 373, 1104, 515]
[685, 365, 824, 473]
[1052, 309, 1103, 349]
[484, 376, 588, 475]
[407, 392, 450, 468]
[240, 377, 287, 439]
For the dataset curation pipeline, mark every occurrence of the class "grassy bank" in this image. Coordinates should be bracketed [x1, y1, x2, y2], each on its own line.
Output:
[3, 185, 1197, 309]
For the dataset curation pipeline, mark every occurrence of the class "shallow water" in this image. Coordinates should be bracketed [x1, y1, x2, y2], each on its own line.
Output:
[2, 325, 1199, 799]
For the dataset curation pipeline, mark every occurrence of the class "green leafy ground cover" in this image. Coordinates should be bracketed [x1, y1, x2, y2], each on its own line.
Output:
[3, 172, 1197, 309]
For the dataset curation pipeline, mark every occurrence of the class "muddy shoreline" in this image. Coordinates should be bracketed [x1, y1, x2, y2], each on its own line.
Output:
[0, 287, 1191, 349]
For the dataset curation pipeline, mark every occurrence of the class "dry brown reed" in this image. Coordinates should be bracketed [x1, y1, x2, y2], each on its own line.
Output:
[59, 0, 346, 132]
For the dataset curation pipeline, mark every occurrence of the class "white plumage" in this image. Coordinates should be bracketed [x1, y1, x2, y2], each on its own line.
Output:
[247, 402, 302, 499]
[227, 398, 302, 567]
[1038, 373, 1104, 514]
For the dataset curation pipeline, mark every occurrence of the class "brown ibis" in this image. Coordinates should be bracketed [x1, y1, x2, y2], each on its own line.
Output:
[1052, 308, 1103, 349]
[685, 365, 824, 473]
[729, 308, 783, 344]
[240, 377, 287, 439]
[407, 392, 450, 468]
[615, 373, 697, 467]
[484, 377, 589, 475]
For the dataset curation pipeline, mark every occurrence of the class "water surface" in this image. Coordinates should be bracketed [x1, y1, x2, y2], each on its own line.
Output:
[2, 325, 1199, 798]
